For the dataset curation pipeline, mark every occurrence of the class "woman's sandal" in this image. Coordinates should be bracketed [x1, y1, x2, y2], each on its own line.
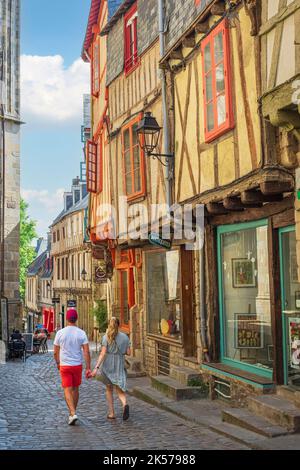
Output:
[123, 405, 130, 421]
[107, 415, 116, 420]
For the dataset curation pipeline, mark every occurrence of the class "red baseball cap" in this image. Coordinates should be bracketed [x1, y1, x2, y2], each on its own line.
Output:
[66, 309, 78, 323]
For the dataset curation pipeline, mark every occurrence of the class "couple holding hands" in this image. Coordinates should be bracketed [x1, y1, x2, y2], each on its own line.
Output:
[54, 309, 130, 425]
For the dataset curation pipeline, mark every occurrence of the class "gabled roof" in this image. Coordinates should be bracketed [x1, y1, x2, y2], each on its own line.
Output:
[27, 252, 47, 277]
[50, 195, 89, 228]
[82, 0, 123, 60]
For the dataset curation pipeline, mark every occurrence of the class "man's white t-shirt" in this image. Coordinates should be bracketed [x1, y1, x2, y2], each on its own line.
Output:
[54, 326, 89, 366]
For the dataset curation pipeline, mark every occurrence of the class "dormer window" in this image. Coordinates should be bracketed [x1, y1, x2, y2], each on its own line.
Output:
[124, 3, 138, 75]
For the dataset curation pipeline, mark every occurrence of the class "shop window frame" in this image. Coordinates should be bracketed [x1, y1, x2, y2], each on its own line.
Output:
[217, 219, 273, 379]
[144, 247, 183, 344]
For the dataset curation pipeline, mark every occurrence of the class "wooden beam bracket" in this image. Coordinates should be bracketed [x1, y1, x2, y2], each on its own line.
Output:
[260, 180, 294, 196]
[223, 197, 245, 212]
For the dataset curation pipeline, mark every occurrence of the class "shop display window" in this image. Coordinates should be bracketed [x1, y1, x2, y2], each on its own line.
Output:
[218, 222, 273, 374]
[146, 249, 182, 341]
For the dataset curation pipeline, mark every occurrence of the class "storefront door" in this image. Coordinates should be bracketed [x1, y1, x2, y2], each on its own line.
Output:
[279, 226, 300, 387]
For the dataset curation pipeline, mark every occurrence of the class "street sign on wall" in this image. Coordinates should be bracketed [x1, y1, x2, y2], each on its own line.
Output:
[52, 297, 60, 304]
[67, 300, 77, 308]
[149, 233, 171, 250]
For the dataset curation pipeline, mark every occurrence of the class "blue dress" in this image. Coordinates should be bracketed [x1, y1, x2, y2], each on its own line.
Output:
[100, 332, 130, 392]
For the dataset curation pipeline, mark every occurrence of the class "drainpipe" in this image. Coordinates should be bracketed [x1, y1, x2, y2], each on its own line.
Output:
[158, 0, 172, 208]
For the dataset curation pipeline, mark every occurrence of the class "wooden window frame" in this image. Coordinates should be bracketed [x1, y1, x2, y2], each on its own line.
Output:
[201, 19, 234, 143]
[121, 115, 146, 202]
[86, 138, 103, 194]
[92, 38, 100, 97]
[124, 2, 139, 75]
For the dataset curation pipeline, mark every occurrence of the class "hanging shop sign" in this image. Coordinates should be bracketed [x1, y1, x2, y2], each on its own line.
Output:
[95, 262, 107, 284]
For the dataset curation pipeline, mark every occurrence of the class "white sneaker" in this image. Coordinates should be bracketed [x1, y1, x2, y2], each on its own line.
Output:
[68, 415, 78, 426]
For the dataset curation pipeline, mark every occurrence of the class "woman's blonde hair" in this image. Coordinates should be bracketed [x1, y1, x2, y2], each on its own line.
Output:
[106, 317, 119, 345]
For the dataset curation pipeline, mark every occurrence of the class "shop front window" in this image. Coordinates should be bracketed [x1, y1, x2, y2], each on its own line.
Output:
[218, 221, 273, 375]
[146, 249, 181, 341]
[280, 227, 300, 387]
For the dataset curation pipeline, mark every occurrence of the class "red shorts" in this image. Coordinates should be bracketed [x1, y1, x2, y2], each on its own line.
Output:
[60, 365, 83, 388]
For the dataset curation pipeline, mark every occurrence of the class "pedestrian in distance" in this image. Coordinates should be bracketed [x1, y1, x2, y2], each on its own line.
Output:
[91, 317, 131, 421]
[54, 309, 91, 425]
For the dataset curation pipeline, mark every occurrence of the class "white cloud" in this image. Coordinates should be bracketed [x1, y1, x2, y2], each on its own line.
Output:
[21, 188, 66, 236]
[20, 55, 90, 124]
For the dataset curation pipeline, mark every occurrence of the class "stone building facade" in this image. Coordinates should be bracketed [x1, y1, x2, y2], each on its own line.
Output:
[50, 184, 94, 338]
[0, 0, 21, 341]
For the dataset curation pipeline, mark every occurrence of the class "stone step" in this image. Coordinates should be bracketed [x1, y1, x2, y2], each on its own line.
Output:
[211, 422, 267, 449]
[222, 408, 290, 438]
[248, 395, 300, 432]
[151, 375, 208, 401]
[132, 386, 175, 408]
[170, 365, 202, 386]
[277, 386, 300, 407]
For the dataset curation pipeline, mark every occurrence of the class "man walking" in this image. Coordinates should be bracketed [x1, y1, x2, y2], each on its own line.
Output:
[54, 309, 91, 425]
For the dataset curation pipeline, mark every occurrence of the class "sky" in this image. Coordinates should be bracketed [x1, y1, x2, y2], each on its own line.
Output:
[21, 0, 91, 238]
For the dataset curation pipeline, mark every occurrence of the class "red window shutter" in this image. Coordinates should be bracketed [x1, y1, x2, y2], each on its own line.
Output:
[97, 135, 103, 193]
[133, 17, 138, 65]
[86, 140, 98, 193]
[124, 3, 138, 74]
[92, 41, 100, 97]
[128, 268, 135, 309]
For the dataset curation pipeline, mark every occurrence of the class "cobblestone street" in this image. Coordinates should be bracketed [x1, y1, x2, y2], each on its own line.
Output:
[0, 350, 250, 451]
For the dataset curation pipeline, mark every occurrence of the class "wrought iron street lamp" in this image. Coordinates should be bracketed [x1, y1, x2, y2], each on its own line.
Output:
[137, 112, 174, 166]
[81, 269, 88, 281]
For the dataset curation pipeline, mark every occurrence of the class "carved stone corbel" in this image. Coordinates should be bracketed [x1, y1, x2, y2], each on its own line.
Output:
[244, 0, 260, 36]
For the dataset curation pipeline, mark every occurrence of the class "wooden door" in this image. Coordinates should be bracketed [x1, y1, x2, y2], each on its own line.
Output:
[181, 247, 196, 358]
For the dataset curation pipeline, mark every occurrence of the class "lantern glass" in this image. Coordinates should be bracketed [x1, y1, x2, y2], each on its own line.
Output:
[137, 112, 162, 156]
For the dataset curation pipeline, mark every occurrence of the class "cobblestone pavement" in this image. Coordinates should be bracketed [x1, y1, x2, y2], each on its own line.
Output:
[0, 352, 250, 450]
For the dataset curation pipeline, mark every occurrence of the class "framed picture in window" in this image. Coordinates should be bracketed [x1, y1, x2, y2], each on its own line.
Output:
[234, 313, 263, 349]
[232, 258, 256, 288]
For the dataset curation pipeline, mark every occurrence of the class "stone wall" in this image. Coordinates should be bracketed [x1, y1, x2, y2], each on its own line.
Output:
[0, 0, 21, 338]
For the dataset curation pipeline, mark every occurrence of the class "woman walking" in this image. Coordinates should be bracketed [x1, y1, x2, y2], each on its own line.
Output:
[91, 317, 131, 421]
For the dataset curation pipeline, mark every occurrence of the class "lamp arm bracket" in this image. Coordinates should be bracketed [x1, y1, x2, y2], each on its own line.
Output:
[148, 152, 174, 159]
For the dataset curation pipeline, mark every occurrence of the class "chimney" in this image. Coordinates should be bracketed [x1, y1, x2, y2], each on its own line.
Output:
[64, 192, 73, 211]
